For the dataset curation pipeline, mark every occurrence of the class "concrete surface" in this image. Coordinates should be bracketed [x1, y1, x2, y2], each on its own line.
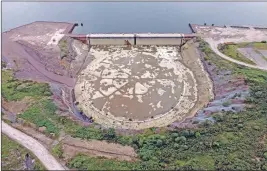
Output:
[192, 24, 267, 71]
[2, 121, 65, 170]
[75, 45, 202, 129]
[238, 48, 267, 68]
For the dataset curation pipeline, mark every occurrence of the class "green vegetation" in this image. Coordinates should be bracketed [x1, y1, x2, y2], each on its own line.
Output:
[253, 42, 267, 50]
[217, 41, 267, 66]
[1, 69, 118, 139]
[235, 67, 267, 85]
[1, 134, 45, 170]
[59, 39, 68, 59]
[2, 70, 51, 101]
[51, 143, 63, 159]
[218, 44, 256, 65]
[20, 99, 60, 135]
[222, 100, 231, 107]
[69, 40, 267, 170]
[67, 155, 137, 170]
[2, 39, 267, 170]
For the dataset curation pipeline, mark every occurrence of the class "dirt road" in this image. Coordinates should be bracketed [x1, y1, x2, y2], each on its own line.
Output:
[2, 121, 65, 170]
[206, 38, 267, 71]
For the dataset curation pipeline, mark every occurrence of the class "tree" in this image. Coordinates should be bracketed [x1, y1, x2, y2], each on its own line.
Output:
[181, 130, 190, 137]
[175, 136, 186, 143]
[171, 133, 179, 139]
[156, 140, 163, 147]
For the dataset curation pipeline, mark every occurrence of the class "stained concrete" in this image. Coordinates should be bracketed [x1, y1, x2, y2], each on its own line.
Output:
[74, 45, 203, 129]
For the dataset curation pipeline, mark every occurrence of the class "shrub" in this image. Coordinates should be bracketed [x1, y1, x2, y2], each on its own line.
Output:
[171, 133, 179, 139]
[103, 128, 116, 140]
[52, 143, 63, 158]
[156, 140, 163, 147]
[222, 101, 231, 107]
[175, 136, 187, 143]
[195, 132, 201, 138]
[181, 130, 190, 137]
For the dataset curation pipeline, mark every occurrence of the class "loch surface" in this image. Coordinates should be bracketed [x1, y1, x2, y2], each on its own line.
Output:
[2, 2, 267, 33]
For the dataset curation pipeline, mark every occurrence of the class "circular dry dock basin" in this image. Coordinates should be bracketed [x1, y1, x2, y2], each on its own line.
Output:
[74, 46, 198, 129]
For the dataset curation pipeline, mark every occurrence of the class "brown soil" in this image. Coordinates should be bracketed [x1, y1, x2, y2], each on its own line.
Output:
[175, 40, 213, 128]
[2, 22, 76, 87]
[2, 97, 34, 114]
[9, 123, 137, 162]
[12, 123, 54, 149]
[61, 136, 137, 162]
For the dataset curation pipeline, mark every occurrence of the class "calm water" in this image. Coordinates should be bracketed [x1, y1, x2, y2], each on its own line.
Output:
[2, 2, 267, 34]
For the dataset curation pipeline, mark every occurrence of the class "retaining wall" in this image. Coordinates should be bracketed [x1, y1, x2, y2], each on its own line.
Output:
[136, 37, 182, 45]
[88, 34, 134, 45]
[67, 33, 195, 45]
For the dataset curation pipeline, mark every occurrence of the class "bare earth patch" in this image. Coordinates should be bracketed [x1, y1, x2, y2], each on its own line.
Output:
[10, 123, 137, 162]
[2, 97, 34, 114]
[61, 136, 137, 161]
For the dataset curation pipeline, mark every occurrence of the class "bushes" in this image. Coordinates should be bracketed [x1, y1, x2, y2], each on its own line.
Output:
[2, 70, 51, 101]
[175, 136, 186, 143]
[52, 143, 63, 158]
[19, 99, 59, 135]
[59, 40, 69, 59]
[103, 128, 117, 141]
[222, 100, 231, 107]
[99, 43, 267, 170]
[74, 127, 104, 140]
[67, 155, 137, 170]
